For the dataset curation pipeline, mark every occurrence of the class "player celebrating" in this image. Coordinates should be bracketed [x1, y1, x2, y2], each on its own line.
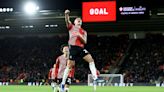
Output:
[61, 10, 98, 92]
[55, 44, 75, 92]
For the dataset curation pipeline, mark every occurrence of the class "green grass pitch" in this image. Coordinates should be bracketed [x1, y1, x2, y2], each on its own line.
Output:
[0, 85, 164, 92]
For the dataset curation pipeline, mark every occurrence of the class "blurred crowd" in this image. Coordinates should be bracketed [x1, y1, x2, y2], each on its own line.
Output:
[0, 36, 67, 83]
[121, 34, 164, 83]
[0, 34, 163, 83]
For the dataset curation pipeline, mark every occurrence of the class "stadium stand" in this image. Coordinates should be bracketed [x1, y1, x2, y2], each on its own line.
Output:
[120, 34, 164, 83]
[0, 35, 129, 83]
[0, 34, 163, 84]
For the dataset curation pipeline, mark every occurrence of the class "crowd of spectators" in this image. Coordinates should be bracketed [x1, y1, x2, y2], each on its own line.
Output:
[1, 34, 163, 84]
[0, 35, 129, 83]
[121, 34, 164, 83]
[0, 36, 67, 83]
[75, 35, 129, 82]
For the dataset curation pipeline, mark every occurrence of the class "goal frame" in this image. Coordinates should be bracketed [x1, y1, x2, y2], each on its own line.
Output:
[88, 74, 124, 86]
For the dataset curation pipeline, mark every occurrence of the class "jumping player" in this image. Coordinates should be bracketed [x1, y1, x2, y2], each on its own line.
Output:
[61, 9, 98, 92]
[55, 44, 75, 92]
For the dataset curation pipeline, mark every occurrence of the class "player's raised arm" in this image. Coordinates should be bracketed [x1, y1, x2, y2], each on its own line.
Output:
[64, 9, 72, 28]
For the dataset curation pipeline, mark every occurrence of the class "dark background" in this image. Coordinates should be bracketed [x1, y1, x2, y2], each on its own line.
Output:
[0, 0, 164, 33]
[0, 0, 163, 11]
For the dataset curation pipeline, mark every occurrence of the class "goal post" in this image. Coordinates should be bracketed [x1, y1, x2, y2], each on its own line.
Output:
[88, 74, 124, 86]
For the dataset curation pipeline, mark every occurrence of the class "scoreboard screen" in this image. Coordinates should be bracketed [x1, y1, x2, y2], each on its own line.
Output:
[82, 0, 150, 22]
[82, 1, 116, 22]
[117, 0, 150, 20]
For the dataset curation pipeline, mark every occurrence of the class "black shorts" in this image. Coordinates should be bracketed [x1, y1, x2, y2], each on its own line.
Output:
[69, 45, 89, 60]
[49, 79, 56, 83]
[57, 77, 72, 85]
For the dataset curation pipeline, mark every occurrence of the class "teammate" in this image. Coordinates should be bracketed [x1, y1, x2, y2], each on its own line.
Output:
[48, 64, 57, 92]
[55, 44, 75, 92]
[61, 9, 98, 92]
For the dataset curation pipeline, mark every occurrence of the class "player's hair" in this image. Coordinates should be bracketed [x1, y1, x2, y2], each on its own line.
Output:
[75, 17, 82, 20]
[60, 44, 69, 52]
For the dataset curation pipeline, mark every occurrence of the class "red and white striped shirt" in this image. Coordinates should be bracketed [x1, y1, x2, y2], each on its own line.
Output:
[48, 68, 55, 79]
[68, 24, 87, 48]
[55, 54, 75, 79]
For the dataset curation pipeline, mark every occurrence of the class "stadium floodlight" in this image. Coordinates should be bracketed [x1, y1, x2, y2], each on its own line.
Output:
[10, 8, 13, 12]
[6, 8, 10, 12]
[29, 25, 34, 28]
[45, 25, 49, 28]
[3, 8, 6, 12]
[24, 2, 39, 15]
[0, 8, 2, 12]
[0, 8, 13, 12]
[5, 26, 10, 29]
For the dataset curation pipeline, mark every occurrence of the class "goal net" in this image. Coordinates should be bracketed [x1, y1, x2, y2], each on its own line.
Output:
[88, 74, 124, 86]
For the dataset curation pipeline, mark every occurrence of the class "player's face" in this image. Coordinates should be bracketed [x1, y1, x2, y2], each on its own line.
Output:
[62, 46, 69, 54]
[74, 18, 82, 26]
[53, 64, 56, 68]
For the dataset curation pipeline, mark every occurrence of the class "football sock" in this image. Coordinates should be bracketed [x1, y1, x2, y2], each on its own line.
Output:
[61, 67, 71, 85]
[89, 62, 98, 80]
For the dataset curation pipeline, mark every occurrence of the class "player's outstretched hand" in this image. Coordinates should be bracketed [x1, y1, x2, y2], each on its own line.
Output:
[65, 9, 70, 14]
